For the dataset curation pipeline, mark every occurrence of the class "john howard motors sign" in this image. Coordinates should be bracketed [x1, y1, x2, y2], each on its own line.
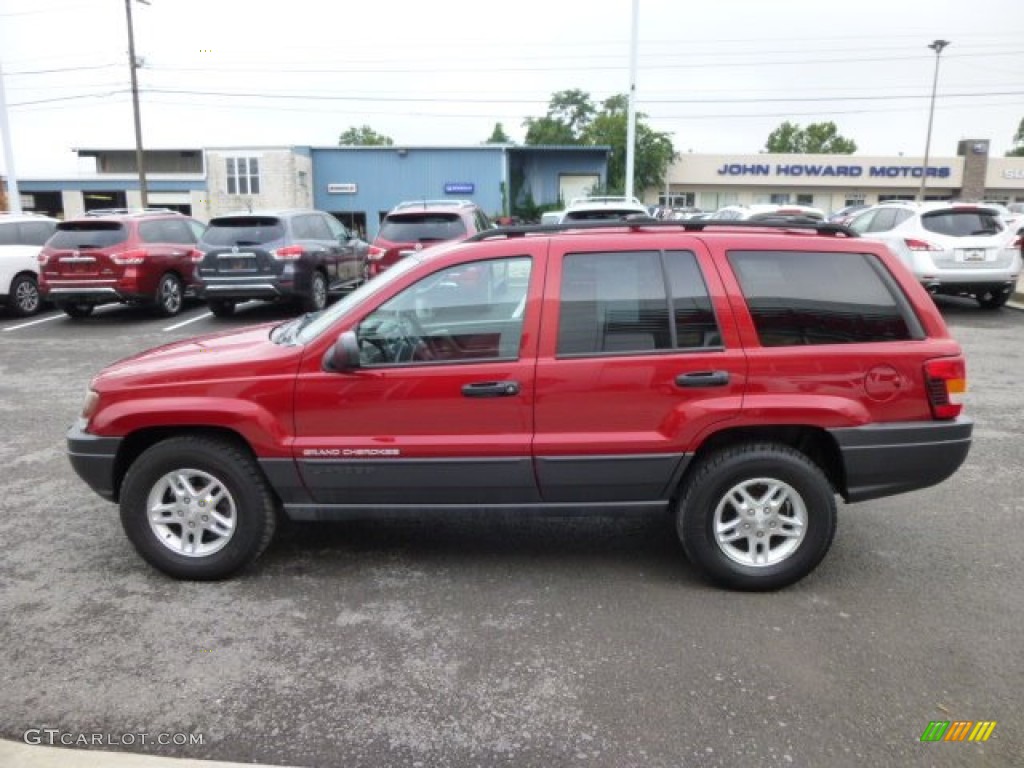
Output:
[716, 163, 952, 179]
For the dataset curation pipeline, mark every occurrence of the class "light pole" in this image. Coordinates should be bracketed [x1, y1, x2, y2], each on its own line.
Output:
[125, 0, 150, 209]
[917, 39, 950, 202]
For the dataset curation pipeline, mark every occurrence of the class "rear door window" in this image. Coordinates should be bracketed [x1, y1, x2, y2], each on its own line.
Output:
[728, 250, 919, 346]
[557, 250, 719, 355]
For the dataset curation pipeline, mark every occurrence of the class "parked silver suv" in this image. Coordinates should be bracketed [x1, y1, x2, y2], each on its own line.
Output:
[848, 201, 1022, 309]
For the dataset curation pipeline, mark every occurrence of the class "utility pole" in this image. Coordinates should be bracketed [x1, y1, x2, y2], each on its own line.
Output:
[624, 0, 639, 200]
[917, 39, 950, 202]
[125, 0, 149, 208]
[0, 60, 22, 213]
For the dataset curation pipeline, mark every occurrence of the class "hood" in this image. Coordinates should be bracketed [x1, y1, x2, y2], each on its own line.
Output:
[92, 323, 303, 391]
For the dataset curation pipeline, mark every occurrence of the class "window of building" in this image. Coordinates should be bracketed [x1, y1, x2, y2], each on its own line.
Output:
[557, 250, 719, 356]
[769, 193, 791, 205]
[796, 194, 815, 206]
[728, 250, 915, 346]
[226, 157, 260, 195]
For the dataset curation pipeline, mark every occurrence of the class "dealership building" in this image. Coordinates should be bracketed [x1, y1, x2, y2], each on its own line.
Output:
[7, 138, 1024, 235]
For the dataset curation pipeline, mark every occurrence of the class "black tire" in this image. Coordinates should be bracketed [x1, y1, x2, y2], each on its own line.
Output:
[153, 272, 184, 317]
[208, 299, 236, 318]
[119, 435, 277, 580]
[301, 270, 328, 313]
[61, 302, 94, 318]
[975, 290, 1009, 310]
[8, 273, 41, 317]
[676, 443, 836, 591]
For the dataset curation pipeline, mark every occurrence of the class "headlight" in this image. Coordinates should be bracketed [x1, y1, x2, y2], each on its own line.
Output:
[80, 389, 100, 422]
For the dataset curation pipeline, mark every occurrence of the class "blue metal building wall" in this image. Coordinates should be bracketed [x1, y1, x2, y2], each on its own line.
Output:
[312, 147, 506, 237]
[510, 148, 608, 207]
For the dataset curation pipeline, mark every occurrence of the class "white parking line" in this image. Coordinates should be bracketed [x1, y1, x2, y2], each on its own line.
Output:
[2, 313, 62, 332]
[163, 311, 212, 332]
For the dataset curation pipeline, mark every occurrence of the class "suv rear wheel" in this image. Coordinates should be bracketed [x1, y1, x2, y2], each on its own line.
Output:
[676, 443, 836, 591]
[153, 272, 184, 317]
[302, 270, 328, 313]
[9, 273, 41, 317]
[60, 302, 94, 318]
[119, 435, 277, 580]
[975, 288, 1010, 310]
[208, 299, 236, 318]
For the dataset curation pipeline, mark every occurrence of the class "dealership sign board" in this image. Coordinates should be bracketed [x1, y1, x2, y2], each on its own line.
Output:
[716, 163, 953, 179]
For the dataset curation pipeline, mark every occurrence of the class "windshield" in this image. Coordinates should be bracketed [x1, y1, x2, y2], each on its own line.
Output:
[291, 253, 425, 344]
[201, 217, 285, 247]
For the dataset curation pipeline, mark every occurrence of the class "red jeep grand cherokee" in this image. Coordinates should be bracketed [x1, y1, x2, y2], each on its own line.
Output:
[67, 218, 972, 590]
[38, 209, 206, 317]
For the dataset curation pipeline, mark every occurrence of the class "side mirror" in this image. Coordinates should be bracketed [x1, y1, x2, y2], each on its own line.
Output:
[321, 331, 362, 372]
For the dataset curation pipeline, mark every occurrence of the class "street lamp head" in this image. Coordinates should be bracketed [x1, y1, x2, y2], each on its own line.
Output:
[928, 39, 950, 55]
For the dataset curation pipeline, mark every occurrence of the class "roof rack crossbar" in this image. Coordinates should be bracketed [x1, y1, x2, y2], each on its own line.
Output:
[464, 216, 859, 242]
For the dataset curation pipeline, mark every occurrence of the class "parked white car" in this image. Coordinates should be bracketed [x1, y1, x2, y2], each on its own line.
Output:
[847, 201, 1022, 309]
[0, 213, 59, 316]
[708, 204, 826, 222]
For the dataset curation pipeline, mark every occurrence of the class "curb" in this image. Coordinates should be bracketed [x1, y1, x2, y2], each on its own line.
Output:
[0, 740, 301, 768]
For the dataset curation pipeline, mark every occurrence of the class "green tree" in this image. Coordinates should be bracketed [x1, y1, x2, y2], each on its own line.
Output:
[1006, 118, 1024, 157]
[338, 125, 394, 146]
[485, 122, 512, 144]
[523, 88, 596, 145]
[764, 121, 857, 153]
[584, 95, 676, 195]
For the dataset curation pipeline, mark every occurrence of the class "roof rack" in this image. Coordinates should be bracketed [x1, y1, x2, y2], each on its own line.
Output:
[393, 199, 475, 210]
[83, 207, 181, 217]
[463, 216, 859, 242]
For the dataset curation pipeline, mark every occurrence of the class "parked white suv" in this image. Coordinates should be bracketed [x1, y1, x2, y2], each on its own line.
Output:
[848, 201, 1021, 309]
[709, 204, 826, 222]
[0, 213, 59, 316]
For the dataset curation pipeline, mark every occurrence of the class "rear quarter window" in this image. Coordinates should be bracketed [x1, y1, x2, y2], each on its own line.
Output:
[728, 250, 919, 346]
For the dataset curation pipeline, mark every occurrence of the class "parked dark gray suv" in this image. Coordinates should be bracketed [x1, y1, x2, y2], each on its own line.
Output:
[193, 209, 367, 316]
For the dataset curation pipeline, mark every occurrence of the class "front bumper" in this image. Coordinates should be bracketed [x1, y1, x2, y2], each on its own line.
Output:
[67, 421, 123, 502]
[830, 418, 973, 503]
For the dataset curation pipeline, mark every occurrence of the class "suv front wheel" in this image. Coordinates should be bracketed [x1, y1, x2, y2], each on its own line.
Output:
[676, 443, 836, 591]
[119, 435, 278, 580]
[8, 273, 41, 317]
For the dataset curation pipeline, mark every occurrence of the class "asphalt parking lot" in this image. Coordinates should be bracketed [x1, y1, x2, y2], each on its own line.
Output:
[1, 297, 1021, 767]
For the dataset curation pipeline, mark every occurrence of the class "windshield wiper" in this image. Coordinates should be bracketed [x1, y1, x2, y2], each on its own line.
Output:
[271, 312, 319, 345]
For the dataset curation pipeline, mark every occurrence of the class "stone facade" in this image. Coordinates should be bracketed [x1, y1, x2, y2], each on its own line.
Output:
[202, 148, 313, 219]
[957, 139, 990, 201]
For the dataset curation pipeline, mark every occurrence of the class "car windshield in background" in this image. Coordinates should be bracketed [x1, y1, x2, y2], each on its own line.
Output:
[48, 222, 127, 249]
[563, 209, 645, 222]
[921, 210, 1003, 237]
[378, 214, 467, 242]
[202, 218, 286, 246]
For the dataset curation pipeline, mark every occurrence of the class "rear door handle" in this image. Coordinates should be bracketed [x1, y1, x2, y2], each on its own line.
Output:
[461, 380, 521, 398]
[675, 370, 730, 388]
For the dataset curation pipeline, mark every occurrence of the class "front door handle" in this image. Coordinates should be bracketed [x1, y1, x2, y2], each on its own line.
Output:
[462, 380, 521, 398]
[675, 370, 730, 388]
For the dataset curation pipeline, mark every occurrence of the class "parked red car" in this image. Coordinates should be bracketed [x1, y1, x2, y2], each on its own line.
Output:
[38, 209, 206, 317]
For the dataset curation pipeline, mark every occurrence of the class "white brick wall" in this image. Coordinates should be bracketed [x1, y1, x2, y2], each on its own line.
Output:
[204, 149, 313, 217]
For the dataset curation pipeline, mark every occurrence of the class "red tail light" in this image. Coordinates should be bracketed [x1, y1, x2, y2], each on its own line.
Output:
[924, 357, 966, 419]
[111, 249, 147, 265]
[37, 252, 51, 265]
[271, 245, 304, 261]
[366, 245, 386, 262]
[189, 248, 205, 263]
[904, 238, 943, 252]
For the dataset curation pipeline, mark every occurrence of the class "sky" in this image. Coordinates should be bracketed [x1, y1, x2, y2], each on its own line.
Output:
[1, 0, 1022, 178]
